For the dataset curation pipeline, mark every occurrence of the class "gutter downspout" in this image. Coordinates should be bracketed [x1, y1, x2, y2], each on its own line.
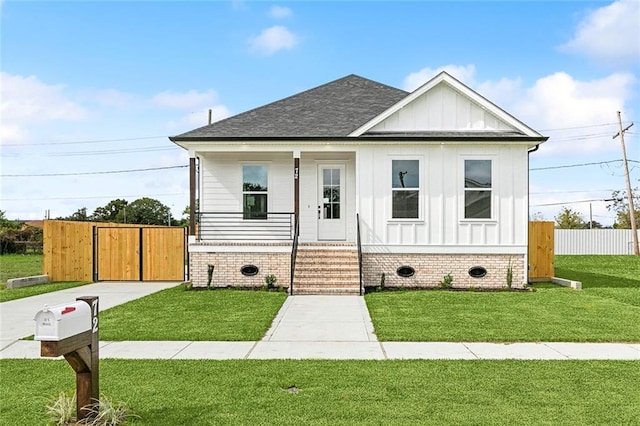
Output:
[526, 143, 540, 285]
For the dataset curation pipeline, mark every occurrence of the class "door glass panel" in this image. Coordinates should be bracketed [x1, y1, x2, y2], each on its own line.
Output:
[323, 169, 331, 185]
[332, 204, 340, 218]
[332, 168, 340, 184]
[322, 168, 340, 219]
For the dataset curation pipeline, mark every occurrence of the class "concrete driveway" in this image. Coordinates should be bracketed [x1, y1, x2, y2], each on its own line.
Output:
[0, 281, 181, 350]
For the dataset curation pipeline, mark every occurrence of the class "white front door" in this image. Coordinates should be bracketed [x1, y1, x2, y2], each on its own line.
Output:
[318, 164, 346, 240]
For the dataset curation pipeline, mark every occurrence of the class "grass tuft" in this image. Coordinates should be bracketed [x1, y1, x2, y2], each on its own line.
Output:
[46, 391, 76, 426]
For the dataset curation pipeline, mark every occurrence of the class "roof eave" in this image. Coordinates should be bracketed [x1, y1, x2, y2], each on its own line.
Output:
[170, 135, 549, 143]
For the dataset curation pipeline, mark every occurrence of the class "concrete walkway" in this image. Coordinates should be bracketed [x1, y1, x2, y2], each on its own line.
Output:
[2, 289, 639, 360]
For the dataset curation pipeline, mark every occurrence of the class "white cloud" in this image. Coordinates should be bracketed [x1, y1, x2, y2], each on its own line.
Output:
[152, 89, 220, 110]
[269, 5, 292, 19]
[495, 71, 635, 156]
[402, 64, 476, 91]
[0, 72, 87, 144]
[560, 0, 640, 65]
[521, 72, 632, 122]
[248, 25, 298, 55]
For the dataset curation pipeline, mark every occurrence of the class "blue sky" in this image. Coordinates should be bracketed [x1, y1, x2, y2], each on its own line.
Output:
[1, 0, 638, 226]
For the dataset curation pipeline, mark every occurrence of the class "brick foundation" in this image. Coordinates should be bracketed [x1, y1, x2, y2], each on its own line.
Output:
[190, 251, 290, 289]
[190, 248, 525, 290]
[362, 253, 525, 289]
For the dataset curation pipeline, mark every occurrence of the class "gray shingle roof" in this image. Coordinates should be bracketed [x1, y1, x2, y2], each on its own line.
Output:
[171, 74, 408, 139]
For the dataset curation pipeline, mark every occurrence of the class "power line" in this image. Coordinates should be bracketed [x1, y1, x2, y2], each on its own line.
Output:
[530, 189, 616, 195]
[47, 147, 179, 156]
[1, 165, 188, 178]
[0, 136, 169, 147]
[530, 159, 639, 171]
[0, 146, 181, 158]
[530, 198, 617, 207]
[0, 192, 185, 202]
[538, 122, 623, 132]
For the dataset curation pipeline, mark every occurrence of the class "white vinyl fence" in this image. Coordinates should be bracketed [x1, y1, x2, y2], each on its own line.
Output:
[555, 229, 640, 255]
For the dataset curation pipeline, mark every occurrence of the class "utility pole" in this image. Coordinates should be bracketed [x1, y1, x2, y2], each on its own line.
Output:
[613, 111, 638, 255]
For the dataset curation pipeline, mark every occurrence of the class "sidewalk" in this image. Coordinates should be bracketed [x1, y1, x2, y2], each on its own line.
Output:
[2, 290, 639, 360]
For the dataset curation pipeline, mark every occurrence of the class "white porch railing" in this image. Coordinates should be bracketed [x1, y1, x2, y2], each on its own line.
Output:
[197, 212, 295, 241]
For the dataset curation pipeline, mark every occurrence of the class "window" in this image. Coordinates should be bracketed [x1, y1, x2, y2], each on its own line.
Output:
[243, 165, 268, 220]
[392, 159, 419, 219]
[464, 159, 492, 219]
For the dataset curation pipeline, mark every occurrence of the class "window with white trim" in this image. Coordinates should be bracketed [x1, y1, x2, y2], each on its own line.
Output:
[242, 165, 268, 220]
[392, 159, 420, 219]
[464, 159, 492, 219]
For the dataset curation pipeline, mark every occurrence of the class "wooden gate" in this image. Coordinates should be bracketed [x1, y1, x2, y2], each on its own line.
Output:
[95, 227, 186, 281]
[528, 221, 554, 282]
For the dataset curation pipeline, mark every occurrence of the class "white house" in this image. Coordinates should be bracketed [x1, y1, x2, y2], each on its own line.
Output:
[170, 71, 548, 294]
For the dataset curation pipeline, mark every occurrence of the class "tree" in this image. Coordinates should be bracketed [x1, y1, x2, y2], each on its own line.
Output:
[91, 199, 129, 223]
[585, 220, 604, 229]
[607, 188, 640, 229]
[0, 211, 43, 254]
[124, 197, 171, 225]
[180, 201, 199, 227]
[555, 207, 586, 229]
[0, 211, 19, 230]
[58, 207, 89, 221]
[529, 211, 546, 221]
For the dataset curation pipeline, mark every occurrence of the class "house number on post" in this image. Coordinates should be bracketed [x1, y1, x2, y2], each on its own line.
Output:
[34, 296, 100, 422]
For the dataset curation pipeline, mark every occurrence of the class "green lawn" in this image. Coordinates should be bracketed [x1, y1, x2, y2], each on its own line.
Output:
[366, 255, 640, 342]
[555, 255, 640, 307]
[1, 359, 638, 425]
[99, 285, 287, 341]
[0, 254, 91, 302]
[0, 254, 43, 283]
[0, 281, 90, 303]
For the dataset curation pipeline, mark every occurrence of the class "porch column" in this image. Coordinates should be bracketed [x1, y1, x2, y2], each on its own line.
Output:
[293, 150, 300, 219]
[189, 151, 196, 236]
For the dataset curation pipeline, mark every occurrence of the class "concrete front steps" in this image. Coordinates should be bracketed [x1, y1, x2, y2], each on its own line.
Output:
[292, 244, 361, 295]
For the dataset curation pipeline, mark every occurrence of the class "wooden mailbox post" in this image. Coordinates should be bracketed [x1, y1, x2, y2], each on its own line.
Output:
[35, 296, 99, 421]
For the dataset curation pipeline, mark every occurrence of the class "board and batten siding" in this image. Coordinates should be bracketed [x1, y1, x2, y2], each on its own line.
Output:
[370, 82, 516, 132]
[199, 152, 294, 213]
[356, 144, 529, 250]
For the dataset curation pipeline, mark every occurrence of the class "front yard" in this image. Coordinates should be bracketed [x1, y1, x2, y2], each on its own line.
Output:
[366, 255, 640, 342]
[1, 255, 639, 425]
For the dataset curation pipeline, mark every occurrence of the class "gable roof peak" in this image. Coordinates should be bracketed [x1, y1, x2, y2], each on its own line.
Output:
[350, 70, 544, 138]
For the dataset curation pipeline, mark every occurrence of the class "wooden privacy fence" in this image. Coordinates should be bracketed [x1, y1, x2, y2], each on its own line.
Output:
[528, 221, 554, 281]
[43, 220, 186, 282]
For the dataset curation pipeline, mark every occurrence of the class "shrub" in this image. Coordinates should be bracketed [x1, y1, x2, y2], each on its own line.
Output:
[265, 274, 277, 290]
[439, 273, 453, 289]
